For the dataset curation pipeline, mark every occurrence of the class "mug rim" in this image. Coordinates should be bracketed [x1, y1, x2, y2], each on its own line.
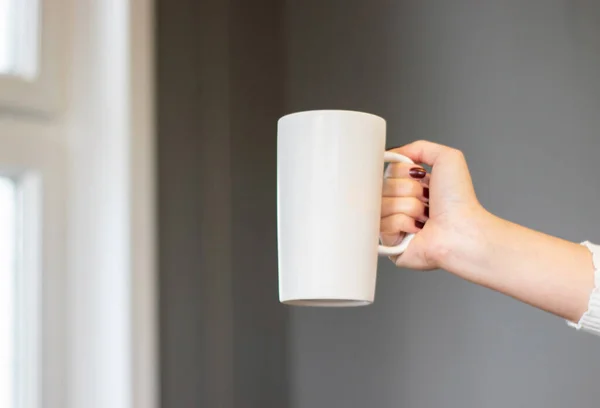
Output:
[278, 109, 385, 124]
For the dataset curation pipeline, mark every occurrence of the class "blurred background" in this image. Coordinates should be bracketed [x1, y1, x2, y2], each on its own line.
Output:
[159, 0, 600, 407]
[2, 0, 600, 407]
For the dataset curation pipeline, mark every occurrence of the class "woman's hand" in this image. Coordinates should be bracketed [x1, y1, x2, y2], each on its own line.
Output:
[381, 140, 489, 271]
[381, 140, 594, 324]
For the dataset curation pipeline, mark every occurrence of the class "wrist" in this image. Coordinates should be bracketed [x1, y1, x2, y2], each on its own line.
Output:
[434, 208, 502, 283]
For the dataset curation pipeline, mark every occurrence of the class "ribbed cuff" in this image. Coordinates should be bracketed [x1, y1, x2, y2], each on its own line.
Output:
[567, 241, 600, 335]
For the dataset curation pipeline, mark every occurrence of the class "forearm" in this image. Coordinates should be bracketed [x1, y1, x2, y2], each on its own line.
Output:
[441, 212, 595, 322]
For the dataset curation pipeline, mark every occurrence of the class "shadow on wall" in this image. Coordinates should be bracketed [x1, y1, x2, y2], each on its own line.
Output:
[158, 0, 290, 407]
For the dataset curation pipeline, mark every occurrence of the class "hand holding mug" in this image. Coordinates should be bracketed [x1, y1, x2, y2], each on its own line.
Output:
[278, 116, 597, 330]
[380, 140, 487, 272]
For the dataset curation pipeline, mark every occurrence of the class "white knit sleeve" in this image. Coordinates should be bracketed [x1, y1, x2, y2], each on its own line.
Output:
[567, 241, 600, 335]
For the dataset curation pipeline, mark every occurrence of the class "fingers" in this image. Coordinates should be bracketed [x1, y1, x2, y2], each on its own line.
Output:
[381, 145, 436, 244]
[382, 178, 429, 200]
[381, 173, 429, 239]
[384, 162, 428, 179]
[381, 196, 427, 219]
[380, 231, 405, 248]
[380, 213, 423, 235]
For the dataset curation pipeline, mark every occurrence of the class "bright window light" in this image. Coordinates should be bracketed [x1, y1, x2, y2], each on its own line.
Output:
[0, 176, 16, 408]
[0, 0, 14, 74]
[0, 0, 39, 79]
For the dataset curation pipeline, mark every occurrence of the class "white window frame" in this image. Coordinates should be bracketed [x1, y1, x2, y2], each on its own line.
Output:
[0, 121, 67, 408]
[66, 1, 157, 407]
[0, 0, 65, 114]
[0, 0, 157, 407]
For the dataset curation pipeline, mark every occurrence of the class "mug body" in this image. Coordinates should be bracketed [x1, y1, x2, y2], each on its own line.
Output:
[277, 110, 386, 306]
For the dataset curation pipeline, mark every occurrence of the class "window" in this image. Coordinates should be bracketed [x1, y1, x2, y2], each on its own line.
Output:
[0, 176, 16, 408]
[0, 174, 41, 408]
[0, 0, 14, 74]
[1, 0, 61, 402]
[0, 0, 63, 405]
[0, 0, 156, 406]
[0, 0, 39, 79]
[0, 0, 61, 113]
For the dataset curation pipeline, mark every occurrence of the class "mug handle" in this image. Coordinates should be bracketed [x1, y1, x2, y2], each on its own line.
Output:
[378, 151, 418, 256]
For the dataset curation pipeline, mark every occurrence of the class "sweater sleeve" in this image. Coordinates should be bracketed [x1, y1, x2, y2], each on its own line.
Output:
[567, 241, 600, 335]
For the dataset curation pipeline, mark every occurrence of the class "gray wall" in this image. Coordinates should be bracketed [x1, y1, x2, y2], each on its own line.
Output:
[157, 1, 288, 407]
[285, 1, 600, 407]
[158, 1, 600, 407]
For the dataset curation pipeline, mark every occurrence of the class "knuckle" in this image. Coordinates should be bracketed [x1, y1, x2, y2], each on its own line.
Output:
[406, 197, 423, 216]
[380, 214, 402, 232]
[450, 148, 465, 160]
[393, 179, 419, 196]
[393, 179, 408, 195]
[394, 198, 411, 213]
[380, 217, 393, 232]
[408, 180, 421, 196]
[392, 214, 406, 230]
[408, 196, 422, 209]
[384, 196, 422, 217]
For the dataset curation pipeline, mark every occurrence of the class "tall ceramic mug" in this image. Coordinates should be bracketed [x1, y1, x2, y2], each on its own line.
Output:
[277, 110, 415, 306]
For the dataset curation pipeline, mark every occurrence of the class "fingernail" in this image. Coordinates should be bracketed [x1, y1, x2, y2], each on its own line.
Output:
[409, 167, 426, 179]
[424, 206, 429, 218]
[423, 187, 430, 199]
[415, 220, 425, 229]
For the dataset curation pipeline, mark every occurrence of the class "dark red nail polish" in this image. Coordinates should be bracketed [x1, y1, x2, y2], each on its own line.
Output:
[409, 167, 426, 179]
[415, 220, 425, 229]
[424, 206, 429, 218]
[423, 187, 430, 199]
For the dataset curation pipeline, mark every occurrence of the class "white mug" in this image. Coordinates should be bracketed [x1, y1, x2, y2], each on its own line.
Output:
[277, 110, 415, 307]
